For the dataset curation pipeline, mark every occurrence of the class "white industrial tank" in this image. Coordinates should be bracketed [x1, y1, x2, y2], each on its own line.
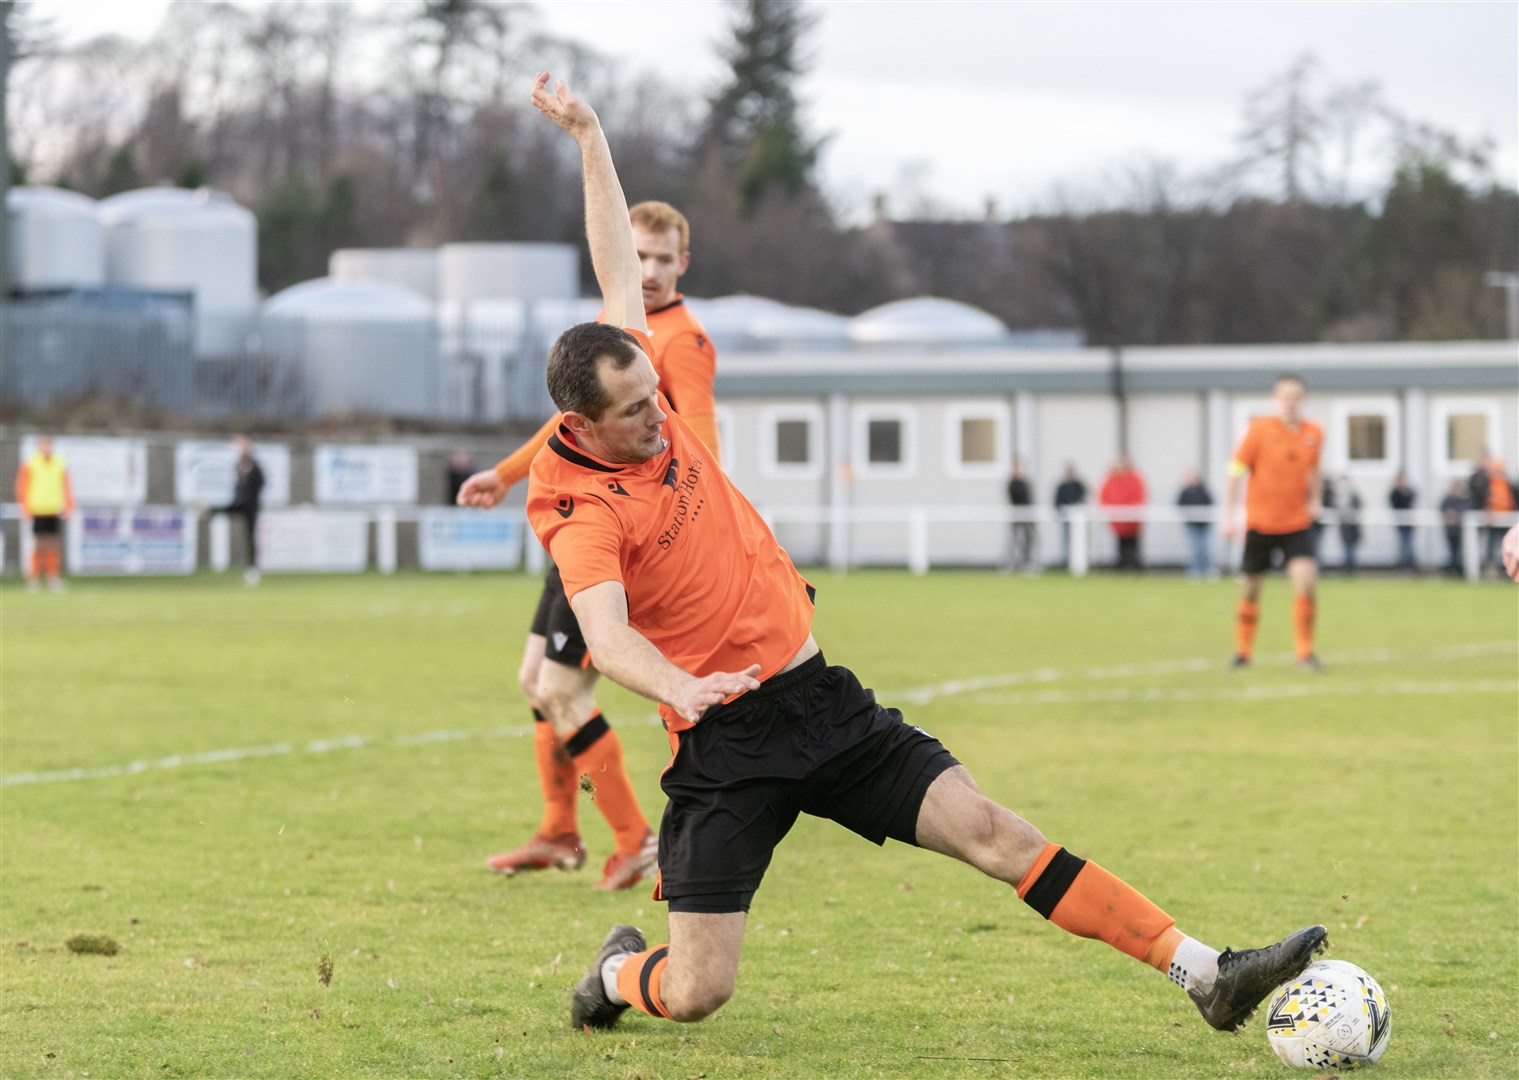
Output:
[262, 278, 439, 419]
[850, 297, 1009, 345]
[329, 248, 440, 300]
[685, 295, 851, 351]
[6, 186, 105, 291]
[434, 245, 579, 423]
[98, 186, 257, 356]
[437, 243, 578, 304]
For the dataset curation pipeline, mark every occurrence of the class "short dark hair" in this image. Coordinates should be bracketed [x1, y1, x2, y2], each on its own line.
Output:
[1275, 372, 1306, 390]
[546, 323, 643, 420]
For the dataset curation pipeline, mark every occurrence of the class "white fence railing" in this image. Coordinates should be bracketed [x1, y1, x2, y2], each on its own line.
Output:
[753, 504, 1518, 581]
[4, 504, 1515, 580]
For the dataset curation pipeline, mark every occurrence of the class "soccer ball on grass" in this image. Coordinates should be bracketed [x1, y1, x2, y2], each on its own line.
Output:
[1264, 959, 1390, 1070]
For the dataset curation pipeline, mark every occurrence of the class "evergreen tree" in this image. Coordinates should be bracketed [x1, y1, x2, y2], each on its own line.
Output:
[703, 0, 819, 212]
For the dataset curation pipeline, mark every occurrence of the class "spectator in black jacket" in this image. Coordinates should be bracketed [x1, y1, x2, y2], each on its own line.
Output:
[217, 435, 266, 586]
[1439, 480, 1468, 576]
[1333, 475, 1363, 574]
[1177, 469, 1214, 579]
[1388, 471, 1416, 571]
[1005, 458, 1037, 572]
[1053, 464, 1087, 569]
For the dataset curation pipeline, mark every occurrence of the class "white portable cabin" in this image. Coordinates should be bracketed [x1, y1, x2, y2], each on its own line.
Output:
[711, 336, 1519, 570]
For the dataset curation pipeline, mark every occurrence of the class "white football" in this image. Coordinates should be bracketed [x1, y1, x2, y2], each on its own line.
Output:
[1265, 959, 1391, 1070]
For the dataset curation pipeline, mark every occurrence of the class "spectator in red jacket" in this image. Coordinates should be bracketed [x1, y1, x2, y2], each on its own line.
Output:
[1100, 456, 1148, 570]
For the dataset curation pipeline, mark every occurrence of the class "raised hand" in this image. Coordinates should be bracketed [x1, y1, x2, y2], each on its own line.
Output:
[456, 469, 508, 509]
[530, 71, 600, 137]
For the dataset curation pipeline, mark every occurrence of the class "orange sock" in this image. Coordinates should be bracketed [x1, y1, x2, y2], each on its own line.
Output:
[566, 714, 649, 855]
[1235, 599, 1259, 659]
[615, 945, 672, 1019]
[45, 549, 61, 578]
[533, 711, 578, 838]
[28, 549, 41, 582]
[1016, 842, 1175, 962]
[1292, 594, 1315, 660]
[1144, 925, 1185, 974]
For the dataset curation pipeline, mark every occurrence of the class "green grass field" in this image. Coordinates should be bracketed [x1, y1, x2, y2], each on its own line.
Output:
[2, 571, 1515, 1079]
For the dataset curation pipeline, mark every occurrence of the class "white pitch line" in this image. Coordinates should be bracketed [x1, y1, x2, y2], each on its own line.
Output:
[4, 725, 531, 788]
[960, 679, 1519, 708]
[883, 640, 1516, 705]
[5, 641, 1514, 788]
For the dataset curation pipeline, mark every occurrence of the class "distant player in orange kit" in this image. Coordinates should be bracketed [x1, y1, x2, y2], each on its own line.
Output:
[1222, 375, 1324, 671]
[456, 202, 719, 892]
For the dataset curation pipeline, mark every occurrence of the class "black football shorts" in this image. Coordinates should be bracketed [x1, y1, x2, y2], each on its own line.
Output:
[528, 566, 590, 667]
[657, 652, 958, 914]
[1241, 528, 1315, 575]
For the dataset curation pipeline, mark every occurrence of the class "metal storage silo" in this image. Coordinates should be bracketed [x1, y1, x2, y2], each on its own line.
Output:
[6, 186, 105, 291]
[683, 295, 852, 352]
[98, 186, 257, 356]
[262, 277, 439, 419]
[437, 242, 578, 304]
[330, 248, 440, 300]
[850, 297, 1009, 345]
[436, 243, 580, 424]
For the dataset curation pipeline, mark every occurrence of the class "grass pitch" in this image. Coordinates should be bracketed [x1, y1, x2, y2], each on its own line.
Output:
[2, 570, 1515, 1079]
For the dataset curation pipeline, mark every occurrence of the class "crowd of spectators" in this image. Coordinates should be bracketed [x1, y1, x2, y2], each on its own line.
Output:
[1005, 452, 1518, 576]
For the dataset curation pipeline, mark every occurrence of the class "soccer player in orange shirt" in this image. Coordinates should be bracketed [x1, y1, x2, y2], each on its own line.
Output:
[1222, 376, 1324, 671]
[456, 204, 719, 892]
[525, 70, 1325, 1040]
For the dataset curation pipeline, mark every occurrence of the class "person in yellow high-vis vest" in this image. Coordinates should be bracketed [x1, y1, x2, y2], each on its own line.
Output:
[16, 434, 75, 592]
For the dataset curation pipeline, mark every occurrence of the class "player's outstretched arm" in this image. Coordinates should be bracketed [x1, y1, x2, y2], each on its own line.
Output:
[570, 580, 761, 723]
[1222, 467, 1245, 541]
[529, 72, 645, 334]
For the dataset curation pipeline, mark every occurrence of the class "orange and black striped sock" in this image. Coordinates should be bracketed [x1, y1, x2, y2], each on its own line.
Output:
[533, 710, 579, 838]
[566, 714, 649, 856]
[1016, 842, 1175, 964]
[1292, 595, 1315, 660]
[614, 945, 672, 1019]
[1235, 600, 1259, 659]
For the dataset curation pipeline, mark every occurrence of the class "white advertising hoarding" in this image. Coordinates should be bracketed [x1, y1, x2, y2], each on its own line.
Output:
[313, 445, 418, 505]
[174, 441, 292, 507]
[417, 509, 524, 570]
[19, 435, 147, 505]
[258, 509, 368, 573]
[63, 506, 197, 575]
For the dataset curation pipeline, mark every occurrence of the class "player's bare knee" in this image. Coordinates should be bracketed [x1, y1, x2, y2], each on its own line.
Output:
[663, 975, 734, 1023]
[974, 798, 1044, 880]
[537, 691, 590, 741]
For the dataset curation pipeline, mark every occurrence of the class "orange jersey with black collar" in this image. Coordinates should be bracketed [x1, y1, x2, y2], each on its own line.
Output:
[1232, 417, 1323, 534]
[493, 296, 719, 490]
[525, 373, 812, 734]
[643, 296, 718, 442]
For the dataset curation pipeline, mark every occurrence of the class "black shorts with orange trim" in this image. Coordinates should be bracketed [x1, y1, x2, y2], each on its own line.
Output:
[1241, 528, 1315, 575]
[657, 653, 958, 914]
[528, 566, 590, 667]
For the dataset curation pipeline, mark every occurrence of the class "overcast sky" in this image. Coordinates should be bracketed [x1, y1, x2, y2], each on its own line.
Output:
[37, 0, 1519, 219]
